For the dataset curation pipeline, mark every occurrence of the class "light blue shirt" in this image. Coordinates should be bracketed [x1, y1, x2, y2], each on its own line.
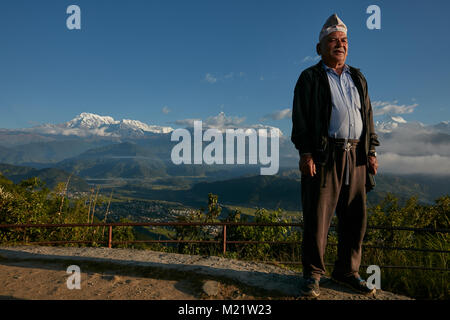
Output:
[323, 62, 363, 140]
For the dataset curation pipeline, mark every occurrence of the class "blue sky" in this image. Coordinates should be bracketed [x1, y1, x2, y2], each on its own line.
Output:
[0, 0, 449, 135]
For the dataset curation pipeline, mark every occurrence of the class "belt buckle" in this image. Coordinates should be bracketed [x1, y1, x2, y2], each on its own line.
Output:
[343, 142, 352, 152]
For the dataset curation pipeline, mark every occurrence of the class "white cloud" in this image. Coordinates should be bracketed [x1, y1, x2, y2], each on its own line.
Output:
[248, 123, 283, 137]
[162, 106, 170, 114]
[174, 112, 283, 136]
[377, 123, 450, 156]
[174, 118, 201, 127]
[372, 100, 418, 116]
[205, 73, 217, 83]
[391, 116, 407, 123]
[378, 153, 450, 176]
[205, 71, 246, 83]
[261, 108, 292, 121]
[174, 112, 244, 130]
[204, 112, 246, 129]
[224, 72, 234, 79]
[302, 55, 321, 63]
[374, 120, 450, 175]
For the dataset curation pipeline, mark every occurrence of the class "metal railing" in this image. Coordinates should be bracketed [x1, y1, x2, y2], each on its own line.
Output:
[0, 221, 448, 272]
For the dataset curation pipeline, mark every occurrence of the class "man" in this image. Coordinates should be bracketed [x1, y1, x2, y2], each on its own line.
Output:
[291, 13, 380, 298]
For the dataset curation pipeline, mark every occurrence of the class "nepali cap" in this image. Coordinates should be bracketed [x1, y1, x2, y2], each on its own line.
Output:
[319, 13, 347, 42]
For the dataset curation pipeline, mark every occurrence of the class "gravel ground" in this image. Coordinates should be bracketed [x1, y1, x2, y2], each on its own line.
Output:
[0, 246, 412, 300]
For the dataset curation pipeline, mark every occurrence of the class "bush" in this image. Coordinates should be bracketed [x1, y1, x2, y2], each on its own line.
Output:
[361, 194, 449, 299]
[172, 192, 449, 300]
[0, 175, 131, 246]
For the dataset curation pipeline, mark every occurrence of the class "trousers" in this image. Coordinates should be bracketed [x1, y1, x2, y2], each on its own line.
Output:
[301, 139, 367, 279]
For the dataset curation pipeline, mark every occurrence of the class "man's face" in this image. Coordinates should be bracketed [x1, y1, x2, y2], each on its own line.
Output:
[318, 31, 348, 64]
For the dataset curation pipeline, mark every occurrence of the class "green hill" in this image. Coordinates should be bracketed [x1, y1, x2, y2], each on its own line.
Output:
[55, 141, 260, 180]
[0, 163, 90, 191]
[55, 142, 168, 178]
[0, 140, 115, 165]
[115, 172, 449, 211]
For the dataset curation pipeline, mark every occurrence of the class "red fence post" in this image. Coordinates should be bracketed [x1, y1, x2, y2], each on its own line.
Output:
[223, 225, 227, 255]
[108, 225, 112, 248]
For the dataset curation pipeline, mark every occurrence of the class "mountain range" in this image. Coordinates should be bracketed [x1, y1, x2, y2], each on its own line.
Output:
[26, 112, 174, 138]
[0, 111, 448, 212]
[0, 112, 295, 174]
[0, 112, 448, 197]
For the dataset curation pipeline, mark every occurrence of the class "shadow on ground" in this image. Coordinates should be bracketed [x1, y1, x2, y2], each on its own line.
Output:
[0, 248, 299, 299]
[0, 247, 407, 300]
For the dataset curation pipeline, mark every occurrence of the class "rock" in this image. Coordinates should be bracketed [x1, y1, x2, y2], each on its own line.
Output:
[101, 274, 121, 282]
[113, 275, 121, 282]
[202, 280, 219, 297]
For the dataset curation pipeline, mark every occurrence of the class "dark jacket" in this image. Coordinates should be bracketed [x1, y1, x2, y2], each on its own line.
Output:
[291, 60, 380, 191]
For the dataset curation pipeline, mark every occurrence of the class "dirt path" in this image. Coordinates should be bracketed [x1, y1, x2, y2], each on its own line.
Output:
[0, 246, 412, 300]
[0, 261, 249, 300]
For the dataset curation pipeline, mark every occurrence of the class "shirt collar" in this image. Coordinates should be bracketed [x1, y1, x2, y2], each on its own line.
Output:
[322, 61, 351, 75]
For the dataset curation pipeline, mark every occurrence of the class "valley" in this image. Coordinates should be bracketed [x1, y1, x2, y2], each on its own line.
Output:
[0, 112, 448, 229]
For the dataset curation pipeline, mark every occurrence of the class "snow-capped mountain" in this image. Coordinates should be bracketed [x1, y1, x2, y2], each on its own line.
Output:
[24, 113, 174, 137]
[375, 116, 450, 136]
[66, 113, 117, 129]
[118, 119, 173, 134]
[433, 121, 450, 135]
[176, 112, 284, 137]
[375, 116, 409, 133]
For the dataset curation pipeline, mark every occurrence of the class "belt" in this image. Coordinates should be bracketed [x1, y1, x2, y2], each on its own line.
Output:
[329, 138, 360, 150]
[328, 138, 360, 185]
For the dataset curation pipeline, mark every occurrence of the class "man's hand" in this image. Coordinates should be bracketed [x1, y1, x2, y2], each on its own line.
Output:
[368, 156, 378, 175]
[300, 154, 316, 176]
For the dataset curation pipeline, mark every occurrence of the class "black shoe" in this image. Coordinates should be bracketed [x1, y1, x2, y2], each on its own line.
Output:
[331, 273, 376, 295]
[300, 277, 320, 298]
